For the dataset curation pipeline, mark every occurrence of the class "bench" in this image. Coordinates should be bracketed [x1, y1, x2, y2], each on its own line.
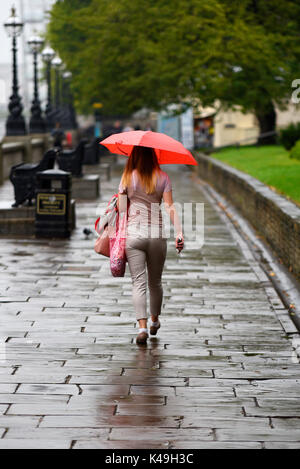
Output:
[56, 139, 87, 177]
[9, 149, 57, 208]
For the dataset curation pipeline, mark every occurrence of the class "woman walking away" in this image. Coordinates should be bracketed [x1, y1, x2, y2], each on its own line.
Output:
[118, 146, 184, 345]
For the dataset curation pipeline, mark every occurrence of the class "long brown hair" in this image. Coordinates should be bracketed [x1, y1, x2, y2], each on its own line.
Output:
[120, 146, 161, 194]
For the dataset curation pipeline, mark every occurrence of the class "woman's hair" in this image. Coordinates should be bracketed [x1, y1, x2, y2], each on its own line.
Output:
[120, 146, 160, 194]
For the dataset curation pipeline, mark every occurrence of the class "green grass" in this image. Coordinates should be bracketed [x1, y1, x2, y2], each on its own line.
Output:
[211, 145, 300, 204]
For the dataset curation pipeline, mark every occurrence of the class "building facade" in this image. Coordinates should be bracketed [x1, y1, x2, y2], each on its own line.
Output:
[194, 102, 300, 149]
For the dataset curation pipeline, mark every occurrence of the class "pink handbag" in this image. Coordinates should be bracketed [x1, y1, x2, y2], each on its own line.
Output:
[109, 209, 128, 277]
[94, 193, 118, 258]
[94, 225, 110, 257]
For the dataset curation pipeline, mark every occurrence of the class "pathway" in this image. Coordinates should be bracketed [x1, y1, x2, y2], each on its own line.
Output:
[0, 157, 299, 449]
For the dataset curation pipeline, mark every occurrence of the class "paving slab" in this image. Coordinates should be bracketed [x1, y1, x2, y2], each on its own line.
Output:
[116, 404, 247, 418]
[0, 416, 40, 427]
[16, 384, 80, 395]
[7, 403, 116, 416]
[0, 405, 8, 415]
[216, 428, 300, 442]
[5, 427, 110, 440]
[172, 441, 262, 449]
[109, 427, 214, 441]
[0, 394, 70, 404]
[0, 439, 72, 449]
[73, 439, 170, 449]
[264, 442, 300, 449]
[0, 384, 18, 394]
[0, 159, 299, 448]
[40, 415, 181, 428]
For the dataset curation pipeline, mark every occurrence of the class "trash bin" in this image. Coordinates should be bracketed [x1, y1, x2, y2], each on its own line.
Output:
[35, 169, 72, 238]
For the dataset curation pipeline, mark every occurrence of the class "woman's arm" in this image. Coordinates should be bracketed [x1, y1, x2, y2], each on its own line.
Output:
[163, 190, 184, 252]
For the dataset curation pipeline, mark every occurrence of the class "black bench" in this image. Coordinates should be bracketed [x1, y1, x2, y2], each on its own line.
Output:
[10, 149, 57, 208]
[56, 139, 87, 177]
[83, 137, 102, 165]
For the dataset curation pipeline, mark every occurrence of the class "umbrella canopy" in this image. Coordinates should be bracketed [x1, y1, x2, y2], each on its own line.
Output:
[100, 130, 198, 165]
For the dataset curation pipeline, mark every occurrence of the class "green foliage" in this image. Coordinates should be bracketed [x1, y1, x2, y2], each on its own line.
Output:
[289, 140, 300, 160]
[47, 0, 300, 121]
[280, 122, 300, 150]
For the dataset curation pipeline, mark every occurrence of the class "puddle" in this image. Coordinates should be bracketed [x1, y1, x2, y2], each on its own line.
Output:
[11, 251, 34, 257]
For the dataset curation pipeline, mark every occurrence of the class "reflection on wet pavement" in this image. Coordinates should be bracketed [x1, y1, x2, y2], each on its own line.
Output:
[0, 157, 299, 449]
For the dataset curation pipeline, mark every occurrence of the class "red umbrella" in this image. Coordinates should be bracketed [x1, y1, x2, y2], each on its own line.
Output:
[100, 130, 198, 165]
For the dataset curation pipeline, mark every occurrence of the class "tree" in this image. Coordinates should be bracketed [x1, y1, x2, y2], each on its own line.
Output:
[211, 0, 300, 143]
[47, 0, 300, 140]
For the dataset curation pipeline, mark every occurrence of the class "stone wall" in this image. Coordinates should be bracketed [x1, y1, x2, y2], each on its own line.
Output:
[0, 136, 50, 185]
[0, 142, 24, 182]
[31, 138, 48, 163]
[194, 152, 300, 280]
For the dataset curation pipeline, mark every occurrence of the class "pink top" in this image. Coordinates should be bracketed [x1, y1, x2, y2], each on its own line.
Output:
[118, 169, 172, 238]
[118, 169, 172, 195]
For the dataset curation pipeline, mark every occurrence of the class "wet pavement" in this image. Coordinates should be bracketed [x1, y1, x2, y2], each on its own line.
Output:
[0, 157, 300, 449]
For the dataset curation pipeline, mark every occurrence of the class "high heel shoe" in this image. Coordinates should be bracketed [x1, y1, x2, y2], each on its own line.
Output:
[150, 319, 160, 336]
[136, 330, 148, 345]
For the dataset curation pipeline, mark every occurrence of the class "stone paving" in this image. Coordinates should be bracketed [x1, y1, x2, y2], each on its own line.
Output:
[0, 157, 300, 449]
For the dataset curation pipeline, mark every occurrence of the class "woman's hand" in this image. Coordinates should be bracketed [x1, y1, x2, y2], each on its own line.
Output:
[175, 233, 184, 253]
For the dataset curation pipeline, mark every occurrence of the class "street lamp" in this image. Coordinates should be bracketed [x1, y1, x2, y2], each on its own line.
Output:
[27, 35, 46, 134]
[52, 55, 63, 117]
[42, 45, 55, 131]
[4, 6, 27, 136]
[61, 71, 77, 129]
[62, 71, 72, 107]
[63, 70, 72, 81]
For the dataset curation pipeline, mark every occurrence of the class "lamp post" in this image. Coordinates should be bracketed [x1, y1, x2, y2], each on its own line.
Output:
[62, 71, 72, 103]
[42, 46, 55, 131]
[62, 71, 77, 130]
[28, 35, 46, 134]
[52, 55, 63, 122]
[4, 6, 27, 136]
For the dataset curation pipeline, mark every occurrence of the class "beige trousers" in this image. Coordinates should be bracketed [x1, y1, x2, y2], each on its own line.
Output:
[125, 236, 167, 321]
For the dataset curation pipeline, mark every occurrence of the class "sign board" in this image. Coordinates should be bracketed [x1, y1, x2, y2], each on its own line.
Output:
[94, 122, 102, 138]
[158, 107, 194, 150]
[157, 114, 180, 141]
[37, 193, 66, 216]
[180, 108, 194, 150]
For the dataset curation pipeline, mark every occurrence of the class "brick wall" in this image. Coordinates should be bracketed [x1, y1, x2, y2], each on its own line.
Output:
[194, 153, 300, 280]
